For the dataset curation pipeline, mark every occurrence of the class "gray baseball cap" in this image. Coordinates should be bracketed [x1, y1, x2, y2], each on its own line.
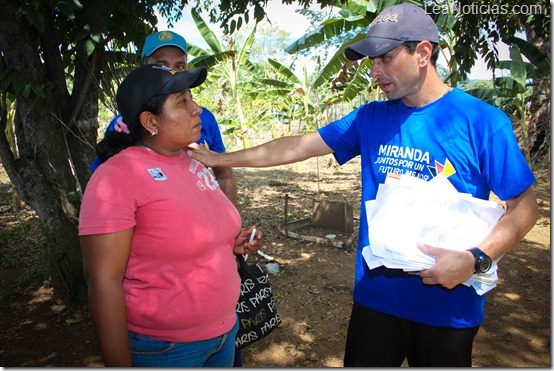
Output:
[344, 2, 439, 60]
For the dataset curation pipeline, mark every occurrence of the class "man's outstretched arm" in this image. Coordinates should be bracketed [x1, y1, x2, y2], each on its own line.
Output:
[189, 131, 333, 168]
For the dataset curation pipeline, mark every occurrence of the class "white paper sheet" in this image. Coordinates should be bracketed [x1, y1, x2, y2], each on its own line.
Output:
[363, 173, 505, 295]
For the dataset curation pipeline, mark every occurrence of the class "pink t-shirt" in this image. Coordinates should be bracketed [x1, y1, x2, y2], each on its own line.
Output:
[79, 146, 241, 342]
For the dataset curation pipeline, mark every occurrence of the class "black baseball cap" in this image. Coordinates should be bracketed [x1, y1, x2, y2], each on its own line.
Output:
[116, 64, 207, 123]
[344, 2, 439, 60]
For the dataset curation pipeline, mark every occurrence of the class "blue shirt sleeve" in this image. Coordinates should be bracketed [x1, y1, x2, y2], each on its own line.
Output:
[483, 117, 536, 200]
[198, 107, 226, 153]
[318, 107, 364, 165]
[89, 114, 120, 171]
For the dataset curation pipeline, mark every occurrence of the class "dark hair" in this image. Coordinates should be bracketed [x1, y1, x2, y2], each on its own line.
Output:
[403, 41, 440, 67]
[96, 94, 168, 162]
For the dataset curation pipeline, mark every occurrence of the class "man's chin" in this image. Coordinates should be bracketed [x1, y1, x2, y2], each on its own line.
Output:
[383, 91, 397, 100]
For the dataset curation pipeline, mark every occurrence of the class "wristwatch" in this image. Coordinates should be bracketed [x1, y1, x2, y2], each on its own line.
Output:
[467, 247, 492, 274]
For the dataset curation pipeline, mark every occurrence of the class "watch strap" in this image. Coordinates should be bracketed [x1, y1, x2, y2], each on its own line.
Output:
[467, 247, 492, 273]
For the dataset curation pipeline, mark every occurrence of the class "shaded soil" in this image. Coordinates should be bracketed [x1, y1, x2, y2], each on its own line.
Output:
[0, 156, 550, 367]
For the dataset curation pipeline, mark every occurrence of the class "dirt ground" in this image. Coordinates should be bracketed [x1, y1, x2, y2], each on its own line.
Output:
[0, 155, 550, 367]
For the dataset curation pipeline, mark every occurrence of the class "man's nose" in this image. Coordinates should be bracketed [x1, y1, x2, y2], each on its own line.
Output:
[370, 60, 383, 79]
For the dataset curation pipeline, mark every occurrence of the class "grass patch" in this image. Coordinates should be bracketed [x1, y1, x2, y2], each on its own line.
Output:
[0, 217, 49, 295]
[0, 287, 14, 303]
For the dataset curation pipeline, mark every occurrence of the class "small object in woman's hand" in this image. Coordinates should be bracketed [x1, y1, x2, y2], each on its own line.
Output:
[249, 228, 257, 243]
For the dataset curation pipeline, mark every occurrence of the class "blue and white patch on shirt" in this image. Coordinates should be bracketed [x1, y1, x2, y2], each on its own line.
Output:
[147, 168, 168, 181]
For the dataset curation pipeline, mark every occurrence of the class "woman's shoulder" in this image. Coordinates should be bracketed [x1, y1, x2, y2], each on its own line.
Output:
[97, 147, 148, 174]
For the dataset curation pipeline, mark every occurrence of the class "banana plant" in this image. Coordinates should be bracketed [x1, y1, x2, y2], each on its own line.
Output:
[284, 0, 520, 99]
[186, 9, 261, 148]
[284, 0, 373, 103]
[186, 8, 236, 70]
[282, 0, 402, 102]
[260, 54, 339, 133]
[465, 38, 550, 167]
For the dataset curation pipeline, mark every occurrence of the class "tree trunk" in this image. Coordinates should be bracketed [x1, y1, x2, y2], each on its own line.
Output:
[67, 51, 102, 194]
[0, 0, 89, 303]
[523, 23, 550, 166]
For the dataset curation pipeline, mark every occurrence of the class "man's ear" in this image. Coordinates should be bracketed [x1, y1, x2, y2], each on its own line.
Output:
[416, 41, 434, 68]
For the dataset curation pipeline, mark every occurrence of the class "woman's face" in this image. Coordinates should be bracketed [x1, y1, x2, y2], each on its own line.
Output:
[150, 90, 203, 153]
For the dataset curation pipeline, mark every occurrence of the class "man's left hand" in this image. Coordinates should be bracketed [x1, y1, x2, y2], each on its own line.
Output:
[417, 243, 475, 289]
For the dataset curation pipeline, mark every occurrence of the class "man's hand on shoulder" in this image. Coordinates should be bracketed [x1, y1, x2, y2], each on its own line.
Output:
[187, 142, 220, 167]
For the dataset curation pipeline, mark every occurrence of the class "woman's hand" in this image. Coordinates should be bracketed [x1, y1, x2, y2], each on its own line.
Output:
[234, 226, 263, 255]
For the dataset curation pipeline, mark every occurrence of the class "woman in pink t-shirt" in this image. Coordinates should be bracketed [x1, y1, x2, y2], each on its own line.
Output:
[79, 64, 261, 367]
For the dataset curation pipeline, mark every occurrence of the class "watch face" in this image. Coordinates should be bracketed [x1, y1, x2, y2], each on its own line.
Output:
[479, 257, 492, 273]
[469, 247, 492, 274]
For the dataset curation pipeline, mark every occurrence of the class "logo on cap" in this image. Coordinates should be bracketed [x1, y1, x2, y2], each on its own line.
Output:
[371, 13, 399, 25]
[158, 31, 174, 41]
[375, 43, 391, 52]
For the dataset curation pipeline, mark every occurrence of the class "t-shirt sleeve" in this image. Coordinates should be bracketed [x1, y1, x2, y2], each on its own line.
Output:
[89, 114, 121, 171]
[200, 107, 226, 153]
[483, 117, 536, 201]
[79, 163, 137, 235]
[318, 107, 363, 165]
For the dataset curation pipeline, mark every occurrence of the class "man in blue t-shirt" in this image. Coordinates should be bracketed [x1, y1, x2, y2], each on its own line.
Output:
[189, 3, 539, 367]
[91, 31, 237, 205]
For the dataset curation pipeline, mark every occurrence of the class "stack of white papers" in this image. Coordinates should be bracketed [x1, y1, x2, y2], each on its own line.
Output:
[362, 173, 505, 295]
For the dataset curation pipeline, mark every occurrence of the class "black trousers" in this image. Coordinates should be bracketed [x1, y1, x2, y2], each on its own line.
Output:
[344, 302, 480, 367]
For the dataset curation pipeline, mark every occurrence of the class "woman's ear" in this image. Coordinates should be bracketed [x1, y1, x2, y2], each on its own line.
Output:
[139, 111, 158, 137]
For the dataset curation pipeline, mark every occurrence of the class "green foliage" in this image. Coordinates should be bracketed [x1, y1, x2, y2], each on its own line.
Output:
[186, 9, 266, 148]
[200, 0, 350, 34]
[0, 287, 14, 303]
[285, 15, 369, 55]
[244, 21, 292, 63]
[442, 0, 548, 81]
[281, 0, 549, 93]
[436, 63, 450, 82]
[505, 36, 550, 79]
[191, 8, 225, 53]
[464, 38, 549, 166]
[17, 265, 48, 287]
[0, 223, 34, 254]
[15, 1, 48, 32]
[460, 79, 493, 91]
[0, 68, 44, 99]
[339, 58, 374, 102]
